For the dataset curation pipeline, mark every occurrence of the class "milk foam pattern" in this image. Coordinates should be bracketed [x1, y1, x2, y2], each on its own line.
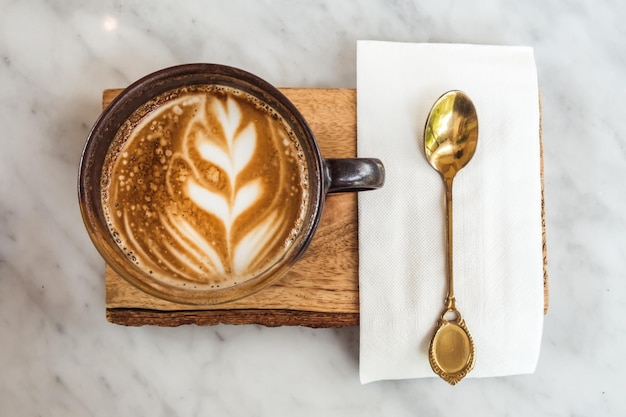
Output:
[179, 96, 283, 276]
[104, 89, 306, 288]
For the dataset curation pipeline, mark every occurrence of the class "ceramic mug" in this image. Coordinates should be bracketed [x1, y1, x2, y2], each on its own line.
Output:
[78, 64, 384, 305]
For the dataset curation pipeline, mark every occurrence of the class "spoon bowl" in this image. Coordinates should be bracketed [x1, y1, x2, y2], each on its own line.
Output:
[424, 91, 478, 179]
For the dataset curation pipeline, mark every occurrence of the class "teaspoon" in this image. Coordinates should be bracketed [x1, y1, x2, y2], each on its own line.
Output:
[424, 90, 478, 385]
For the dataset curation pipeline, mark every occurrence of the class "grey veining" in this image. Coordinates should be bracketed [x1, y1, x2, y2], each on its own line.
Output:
[0, 0, 624, 415]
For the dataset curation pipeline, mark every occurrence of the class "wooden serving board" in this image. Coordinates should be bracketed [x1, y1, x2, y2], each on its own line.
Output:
[104, 88, 549, 327]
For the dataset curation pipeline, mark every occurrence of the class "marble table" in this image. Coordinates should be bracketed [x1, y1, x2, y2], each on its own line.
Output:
[0, 1, 623, 415]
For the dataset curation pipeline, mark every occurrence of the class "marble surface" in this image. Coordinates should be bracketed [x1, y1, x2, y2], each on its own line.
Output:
[0, 0, 623, 415]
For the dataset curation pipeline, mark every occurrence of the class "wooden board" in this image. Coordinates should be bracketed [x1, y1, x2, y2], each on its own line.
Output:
[104, 88, 549, 327]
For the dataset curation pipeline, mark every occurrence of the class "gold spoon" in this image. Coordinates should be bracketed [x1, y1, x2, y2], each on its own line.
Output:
[424, 90, 478, 385]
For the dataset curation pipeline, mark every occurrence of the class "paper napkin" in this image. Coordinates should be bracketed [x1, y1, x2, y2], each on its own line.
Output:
[357, 41, 544, 383]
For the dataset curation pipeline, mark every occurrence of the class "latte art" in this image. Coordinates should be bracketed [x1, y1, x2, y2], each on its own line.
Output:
[102, 86, 308, 289]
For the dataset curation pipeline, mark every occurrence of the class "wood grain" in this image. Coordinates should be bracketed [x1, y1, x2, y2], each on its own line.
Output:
[106, 308, 359, 328]
[103, 88, 549, 327]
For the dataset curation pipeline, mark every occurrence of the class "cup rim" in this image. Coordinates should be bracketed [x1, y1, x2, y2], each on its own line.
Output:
[78, 63, 325, 305]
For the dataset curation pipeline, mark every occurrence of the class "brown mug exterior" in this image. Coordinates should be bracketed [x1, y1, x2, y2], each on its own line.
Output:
[78, 64, 383, 305]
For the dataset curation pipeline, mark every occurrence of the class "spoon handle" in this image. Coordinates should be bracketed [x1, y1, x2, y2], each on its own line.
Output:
[429, 174, 476, 385]
[444, 177, 456, 310]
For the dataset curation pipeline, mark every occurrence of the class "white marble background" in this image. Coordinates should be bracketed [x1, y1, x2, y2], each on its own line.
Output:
[0, 0, 623, 415]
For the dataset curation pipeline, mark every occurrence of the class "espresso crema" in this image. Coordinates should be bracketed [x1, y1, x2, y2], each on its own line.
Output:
[102, 85, 309, 289]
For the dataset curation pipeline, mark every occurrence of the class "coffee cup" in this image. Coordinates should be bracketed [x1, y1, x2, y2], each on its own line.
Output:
[78, 64, 384, 305]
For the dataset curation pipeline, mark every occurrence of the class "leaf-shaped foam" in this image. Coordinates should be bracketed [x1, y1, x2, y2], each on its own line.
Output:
[232, 212, 280, 275]
[160, 211, 219, 275]
[232, 122, 256, 177]
[232, 178, 262, 221]
[187, 179, 230, 226]
[176, 216, 225, 275]
[213, 97, 242, 144]
[197, 140, 232, 178]
[161, 239, 212, 278]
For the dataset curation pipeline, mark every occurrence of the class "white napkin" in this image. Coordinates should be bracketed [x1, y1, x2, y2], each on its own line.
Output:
[357, 41, 544, 383]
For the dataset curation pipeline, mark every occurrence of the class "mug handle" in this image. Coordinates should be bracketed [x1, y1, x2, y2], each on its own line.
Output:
[324, 158, 385, 194]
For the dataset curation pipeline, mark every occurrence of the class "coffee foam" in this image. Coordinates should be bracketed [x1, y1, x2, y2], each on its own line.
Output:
[102, 85, 309, 290]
